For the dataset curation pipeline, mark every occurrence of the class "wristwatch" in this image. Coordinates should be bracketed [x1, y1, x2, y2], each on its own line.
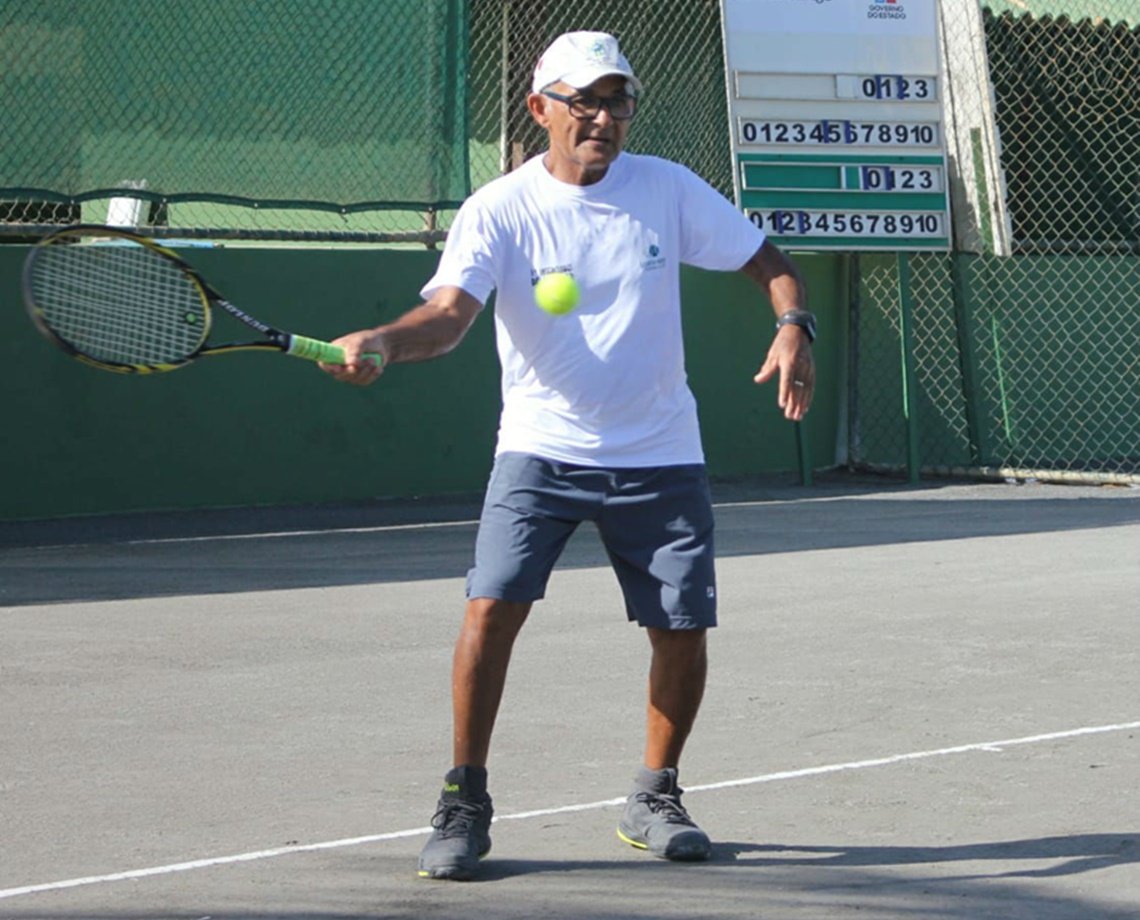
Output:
[775, 309, 817, 343]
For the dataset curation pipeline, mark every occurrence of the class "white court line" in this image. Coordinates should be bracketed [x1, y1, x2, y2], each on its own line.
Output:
[122, 517, 481, 546]
[72, 496, 825, 549]
[2, 719, 1137, 901]
[11, 518, 481, 552]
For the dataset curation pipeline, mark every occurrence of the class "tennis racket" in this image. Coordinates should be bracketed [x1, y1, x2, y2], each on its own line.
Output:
[22, 225, 382, 375]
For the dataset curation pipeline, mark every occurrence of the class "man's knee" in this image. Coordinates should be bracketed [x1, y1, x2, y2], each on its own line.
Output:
[462, 597, 531, 642]
[647, 627, 708, 671]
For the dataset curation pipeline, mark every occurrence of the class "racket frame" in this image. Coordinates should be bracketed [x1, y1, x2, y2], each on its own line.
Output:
[22, 225, 375, 374]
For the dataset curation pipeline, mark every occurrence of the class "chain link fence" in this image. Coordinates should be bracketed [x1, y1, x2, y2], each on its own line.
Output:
[0, 0, 470, 243]
[0, 0, 727, 243]
[852, 1, 1139, 484]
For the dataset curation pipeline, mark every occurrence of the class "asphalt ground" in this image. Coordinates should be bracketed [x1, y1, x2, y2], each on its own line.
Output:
[2, 473, 1138, 919]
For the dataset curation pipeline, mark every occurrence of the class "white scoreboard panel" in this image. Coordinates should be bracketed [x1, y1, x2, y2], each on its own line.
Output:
[719, 0, 951, 251]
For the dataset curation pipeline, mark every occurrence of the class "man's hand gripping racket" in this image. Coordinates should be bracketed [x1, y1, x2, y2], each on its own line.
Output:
[22, 225, 382, 375]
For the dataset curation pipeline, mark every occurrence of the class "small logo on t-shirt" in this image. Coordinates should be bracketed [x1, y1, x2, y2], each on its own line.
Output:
[532, 264, 574, 285]
[641, 244, 666, 271]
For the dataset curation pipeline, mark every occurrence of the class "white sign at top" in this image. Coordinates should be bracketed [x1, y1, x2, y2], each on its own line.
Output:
[727, 0, 937, 35]
[724, 0, 940, 73]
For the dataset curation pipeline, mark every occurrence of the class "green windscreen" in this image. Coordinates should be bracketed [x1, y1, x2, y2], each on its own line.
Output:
[0, 0, 469, 212]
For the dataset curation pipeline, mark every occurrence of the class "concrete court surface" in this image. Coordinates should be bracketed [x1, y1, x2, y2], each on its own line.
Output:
[1, 473, 1138, 919]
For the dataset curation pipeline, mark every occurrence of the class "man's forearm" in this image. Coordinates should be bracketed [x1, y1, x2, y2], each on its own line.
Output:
[740, 240, 807, 317]
[372, 290, 482, 365]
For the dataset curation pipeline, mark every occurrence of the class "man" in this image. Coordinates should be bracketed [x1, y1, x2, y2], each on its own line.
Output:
[322, 31, 816, 880]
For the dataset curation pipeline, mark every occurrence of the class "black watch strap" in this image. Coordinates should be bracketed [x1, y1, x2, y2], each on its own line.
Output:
[775, 309, 817, 343]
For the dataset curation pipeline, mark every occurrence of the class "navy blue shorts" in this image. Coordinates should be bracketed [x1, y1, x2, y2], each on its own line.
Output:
[466, 452, 716, 630]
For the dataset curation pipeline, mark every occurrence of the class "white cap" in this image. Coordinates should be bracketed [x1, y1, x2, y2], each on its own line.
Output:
[531, 31, 641, 94]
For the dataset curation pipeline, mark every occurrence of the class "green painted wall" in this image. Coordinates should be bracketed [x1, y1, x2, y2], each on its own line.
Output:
[0, 246, 843, 520]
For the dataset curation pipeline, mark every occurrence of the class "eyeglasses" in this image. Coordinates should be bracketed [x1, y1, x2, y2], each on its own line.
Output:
[541, 89, 637, 121]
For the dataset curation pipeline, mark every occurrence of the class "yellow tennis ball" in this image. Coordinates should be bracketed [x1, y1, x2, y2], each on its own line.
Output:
[534, 272, 580, 315]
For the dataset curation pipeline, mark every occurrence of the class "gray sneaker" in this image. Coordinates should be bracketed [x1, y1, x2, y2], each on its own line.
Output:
[616, 766, 711, 861]
[417, 765, 493, 880]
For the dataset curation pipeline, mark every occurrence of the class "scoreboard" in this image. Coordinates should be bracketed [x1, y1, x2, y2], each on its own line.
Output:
[719, 0, 950, 251]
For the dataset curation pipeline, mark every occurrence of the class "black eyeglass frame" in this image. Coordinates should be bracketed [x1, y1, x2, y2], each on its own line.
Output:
[540, 89, 638, 121]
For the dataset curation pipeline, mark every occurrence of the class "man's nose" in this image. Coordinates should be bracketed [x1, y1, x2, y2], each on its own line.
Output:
[589, 104, 614, 126]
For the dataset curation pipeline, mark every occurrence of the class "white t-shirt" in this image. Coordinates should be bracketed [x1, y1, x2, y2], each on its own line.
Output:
[420, 152, 765, 467]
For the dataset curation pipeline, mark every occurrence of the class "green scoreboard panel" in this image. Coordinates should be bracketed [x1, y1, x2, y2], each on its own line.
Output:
[719, 0, 950, 251]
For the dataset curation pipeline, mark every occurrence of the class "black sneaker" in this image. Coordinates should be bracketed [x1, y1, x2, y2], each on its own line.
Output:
[616, 766, 711, 861]
[417, 765, 493, 880]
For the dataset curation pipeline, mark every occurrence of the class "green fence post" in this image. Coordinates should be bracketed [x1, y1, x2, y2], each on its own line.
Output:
[846, 253, 862, 467]
[795, 422, 813, 486]
[950, 252, 989, 465]
[897, 253, 921, 483]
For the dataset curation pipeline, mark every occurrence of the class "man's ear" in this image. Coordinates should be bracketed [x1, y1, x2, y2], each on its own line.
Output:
[526, 92, 550, 128]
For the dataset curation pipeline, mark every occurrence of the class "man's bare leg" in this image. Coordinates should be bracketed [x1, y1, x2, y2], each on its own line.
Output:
[616, 626, 711, 861]
[644, 626, 708, 769]
[419, 597, 531, 880]
[451, 597, 532, 767]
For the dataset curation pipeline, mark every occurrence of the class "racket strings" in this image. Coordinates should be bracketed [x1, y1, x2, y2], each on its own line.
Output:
[30, 242, 208, 366]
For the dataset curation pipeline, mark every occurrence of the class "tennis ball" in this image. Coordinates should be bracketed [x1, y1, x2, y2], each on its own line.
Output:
[534, 272, 580, 316]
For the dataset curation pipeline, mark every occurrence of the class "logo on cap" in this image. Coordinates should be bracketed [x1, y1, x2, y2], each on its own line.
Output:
[587, 39, 609, 62]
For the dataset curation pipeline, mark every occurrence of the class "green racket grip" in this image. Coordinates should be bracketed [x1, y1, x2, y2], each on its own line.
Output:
[288, 334, 383, 368]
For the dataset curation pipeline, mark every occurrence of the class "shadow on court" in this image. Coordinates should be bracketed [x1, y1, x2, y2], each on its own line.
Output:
[4, 834, 1139, 920]
[716, 832, 1140, 878]
[2, 476, 1138, 606]
[476, 831, 1140, 880]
